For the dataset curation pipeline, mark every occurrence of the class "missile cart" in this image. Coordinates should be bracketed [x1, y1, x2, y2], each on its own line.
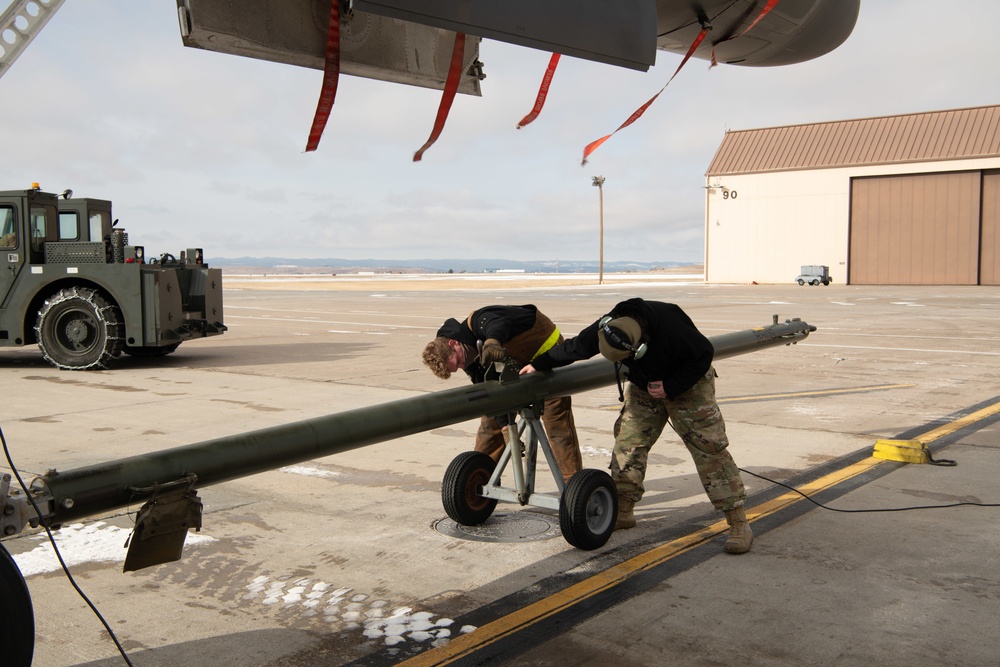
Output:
[441, 361, 618, 550]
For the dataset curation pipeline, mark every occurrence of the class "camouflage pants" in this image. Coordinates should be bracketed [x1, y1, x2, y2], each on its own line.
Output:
[611, 367, 746, 512]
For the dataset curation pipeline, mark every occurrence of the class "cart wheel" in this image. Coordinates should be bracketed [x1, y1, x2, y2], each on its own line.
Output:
[559, 469, 617, 550]
[442, 451, 498, 525]
[797, 279, 805, 286]
[0, 542, 34, 667]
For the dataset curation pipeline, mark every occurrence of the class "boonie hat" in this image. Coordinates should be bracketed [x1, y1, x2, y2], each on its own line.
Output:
[598, 317, 641, 362]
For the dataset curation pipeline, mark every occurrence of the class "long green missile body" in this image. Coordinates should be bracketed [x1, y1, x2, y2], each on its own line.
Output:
[35, 319, 815, 523]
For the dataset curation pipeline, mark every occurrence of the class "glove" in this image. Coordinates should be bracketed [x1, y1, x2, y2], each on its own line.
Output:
[480, 338, 506, 366]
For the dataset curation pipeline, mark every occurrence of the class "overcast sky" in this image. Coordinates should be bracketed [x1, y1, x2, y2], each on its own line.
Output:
[2, 1, 998, 264]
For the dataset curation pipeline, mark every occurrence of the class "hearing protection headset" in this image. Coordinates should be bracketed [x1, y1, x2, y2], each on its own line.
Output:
[599, 315, 647, 360]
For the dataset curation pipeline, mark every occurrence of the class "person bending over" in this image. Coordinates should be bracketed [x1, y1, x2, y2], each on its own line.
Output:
[521, 297, 752, 554]
[422, 304, 583, 484]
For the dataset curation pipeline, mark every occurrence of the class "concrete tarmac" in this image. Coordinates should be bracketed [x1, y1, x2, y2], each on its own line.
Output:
[1, 275, 998, 666]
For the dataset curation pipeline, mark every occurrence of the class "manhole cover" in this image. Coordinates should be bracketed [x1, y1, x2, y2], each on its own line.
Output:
[435, 511, 563, 543]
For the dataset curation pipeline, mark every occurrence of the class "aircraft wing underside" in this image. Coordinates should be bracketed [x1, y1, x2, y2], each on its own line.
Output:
[176, 0, 861, 96]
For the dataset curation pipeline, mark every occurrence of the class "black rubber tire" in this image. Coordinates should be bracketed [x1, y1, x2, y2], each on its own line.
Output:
[810, 279, 819, 286]
[124, 343, 181, 357]
[442, 451, 498, 525]
[35, 287, 124, 370]
[797, 279, 805, 286]
[0, 542, 35, 667]
[559, 469, 618, 550]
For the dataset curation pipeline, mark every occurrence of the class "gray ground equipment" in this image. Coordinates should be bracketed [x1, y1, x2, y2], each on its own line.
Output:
[442, 359, 618, 550]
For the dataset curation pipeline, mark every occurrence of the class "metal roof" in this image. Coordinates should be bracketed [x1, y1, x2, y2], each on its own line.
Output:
[706, 104, 1000, 176]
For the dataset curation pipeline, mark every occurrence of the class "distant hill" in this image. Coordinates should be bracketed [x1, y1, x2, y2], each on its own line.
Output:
[211, 257, 693, 274]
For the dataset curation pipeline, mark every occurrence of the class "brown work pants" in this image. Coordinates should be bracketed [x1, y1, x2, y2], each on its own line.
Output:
[475, 396, 582, 484]
[470, 308, 582, 483]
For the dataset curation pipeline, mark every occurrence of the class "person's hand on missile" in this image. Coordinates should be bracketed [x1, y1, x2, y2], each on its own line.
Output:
[480, 339, 505, 366]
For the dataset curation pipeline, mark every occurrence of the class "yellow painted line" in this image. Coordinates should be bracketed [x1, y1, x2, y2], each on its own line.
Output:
[400, 396, 1000, 667]
[402, 458, 884, 667]
[399, 530, 718, 667]
[913, 401, 1000, 443]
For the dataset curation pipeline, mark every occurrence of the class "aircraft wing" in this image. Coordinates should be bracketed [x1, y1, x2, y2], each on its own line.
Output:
[175, 0, 861, 96]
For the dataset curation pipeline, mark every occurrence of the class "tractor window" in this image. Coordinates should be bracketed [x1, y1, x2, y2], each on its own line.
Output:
[0, 206, 15, 248]
[59, 211, 80, 240]
[29, 204, 58, 253]
[89, 210, 110, 242]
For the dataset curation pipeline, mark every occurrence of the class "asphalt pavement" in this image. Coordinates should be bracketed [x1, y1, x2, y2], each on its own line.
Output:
[2, 277, 998, 666]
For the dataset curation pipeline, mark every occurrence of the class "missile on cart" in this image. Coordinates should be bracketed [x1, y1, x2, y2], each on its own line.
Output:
[10, 317, 815, 564]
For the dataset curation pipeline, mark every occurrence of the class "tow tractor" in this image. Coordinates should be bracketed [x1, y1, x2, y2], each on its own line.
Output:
[0, 184, 226, 369]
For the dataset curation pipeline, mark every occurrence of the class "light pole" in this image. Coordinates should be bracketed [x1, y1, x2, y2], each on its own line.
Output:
[592, 175, 605, 284]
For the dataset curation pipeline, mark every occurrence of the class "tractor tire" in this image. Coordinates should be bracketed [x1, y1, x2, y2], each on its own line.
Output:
[559, 469, 617, 550]
[442, 451, 498, 525]
[124, 343, 181, 357]
[35, 287, 124, 370]
[0, 542, 34, 667]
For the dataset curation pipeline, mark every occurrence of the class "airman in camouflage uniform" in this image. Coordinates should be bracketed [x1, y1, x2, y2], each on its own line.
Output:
[612, 369, 745, 511]
[523, 298, 753, 554]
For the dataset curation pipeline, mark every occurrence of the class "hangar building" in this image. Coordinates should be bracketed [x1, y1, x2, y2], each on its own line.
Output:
[703, 104, 1000, 285]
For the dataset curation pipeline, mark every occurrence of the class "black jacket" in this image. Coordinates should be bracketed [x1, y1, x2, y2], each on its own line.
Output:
[436, 305, 538, 346]
[531, 298, 714, 398]
[437, 305, 540, 383]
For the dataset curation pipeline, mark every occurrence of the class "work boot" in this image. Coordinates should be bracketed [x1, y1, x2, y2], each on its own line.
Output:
[615, 498, 636, 530]
[723, 507, 753, 554]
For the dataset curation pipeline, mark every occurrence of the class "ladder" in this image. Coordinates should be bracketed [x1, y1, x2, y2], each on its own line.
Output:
[0, 0, 66, 80]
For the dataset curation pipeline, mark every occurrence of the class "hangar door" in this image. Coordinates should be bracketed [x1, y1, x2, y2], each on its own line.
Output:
[982, 170, 1000, 285]
[849, 172, 980, 285]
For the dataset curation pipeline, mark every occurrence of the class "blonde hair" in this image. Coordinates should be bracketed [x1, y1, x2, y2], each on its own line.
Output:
[422, 337, 453, 379]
